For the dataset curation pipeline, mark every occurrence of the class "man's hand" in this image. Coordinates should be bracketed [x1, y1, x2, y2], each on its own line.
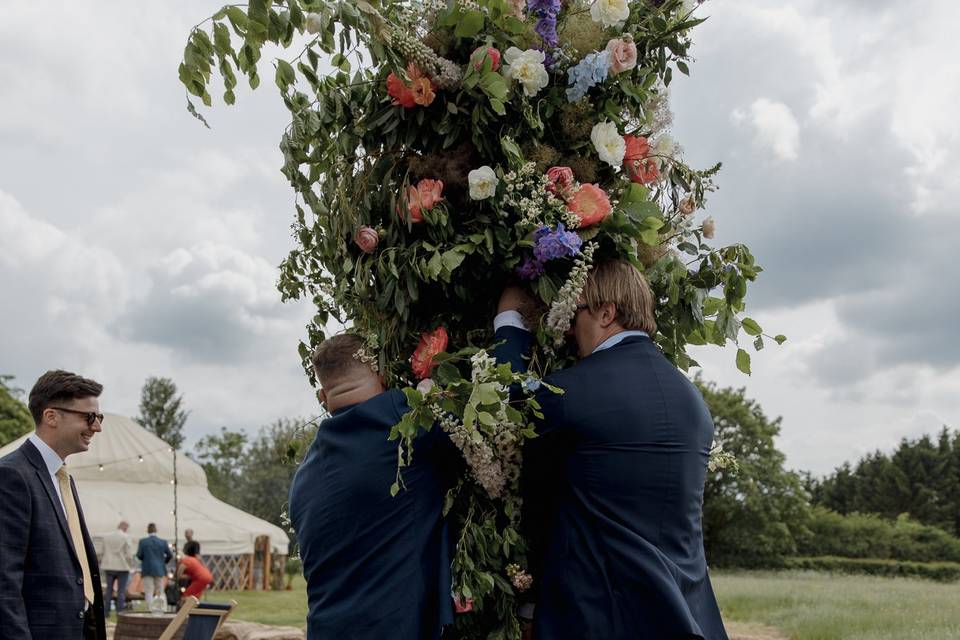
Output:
[498, 285, 535, 314]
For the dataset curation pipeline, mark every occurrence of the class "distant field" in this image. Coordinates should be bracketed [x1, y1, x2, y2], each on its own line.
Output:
[204, 571, 960, 638]
[713, 570, 960, 640]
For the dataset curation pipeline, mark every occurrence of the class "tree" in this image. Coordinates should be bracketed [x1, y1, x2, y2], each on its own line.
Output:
[0, 375, 33, 447]
[193, 427, 248, 499]
[697, 377, 811, 567]
[136, 377, 188, 450]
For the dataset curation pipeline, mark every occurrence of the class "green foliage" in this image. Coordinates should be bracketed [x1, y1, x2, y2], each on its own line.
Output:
[135, 376, 189, 450]
[192, 418, 316, 552]
[796, 506, 960, 564]
[785, 556, 960, 582]
[0, 375, 33, 447]
[810, 426, 960, 536]
[698, 377, 811, 568]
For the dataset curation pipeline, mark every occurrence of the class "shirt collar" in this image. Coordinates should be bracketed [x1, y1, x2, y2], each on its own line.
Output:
[28, 432, 65, 475]
[592, 330, 649, 354]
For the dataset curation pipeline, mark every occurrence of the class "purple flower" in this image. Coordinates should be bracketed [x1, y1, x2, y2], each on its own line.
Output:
[516, 256, 546, 280]
[533, 223, 583, 262]
[528, 0, 561, 51]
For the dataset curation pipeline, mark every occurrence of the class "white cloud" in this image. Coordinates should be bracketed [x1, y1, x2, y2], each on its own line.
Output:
[733, 98, 800, 161]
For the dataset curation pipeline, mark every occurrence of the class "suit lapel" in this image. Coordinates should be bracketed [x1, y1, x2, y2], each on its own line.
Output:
[21, 441, 80, 567]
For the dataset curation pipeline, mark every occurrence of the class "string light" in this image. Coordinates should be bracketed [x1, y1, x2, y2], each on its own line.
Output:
[98, 464, 104, 472]
[138, 455, 144, 463]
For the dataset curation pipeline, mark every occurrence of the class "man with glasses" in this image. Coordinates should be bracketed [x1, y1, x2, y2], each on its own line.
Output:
[494, 261, 727, 640]
[0, 369, 107, 639]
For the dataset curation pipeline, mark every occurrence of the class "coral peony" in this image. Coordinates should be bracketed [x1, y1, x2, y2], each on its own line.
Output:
[411, 76, 436, 106]
[386, 72, 416, 108]
[354, 226, 379, 253]
[605, 36, 638, 75]
[411, 327, 448, 379]
[623, 134, 651, 162]
[545, 166, 576, 201]
[567, 183, 612, 227]
[417, 179, 444, 210]
[471, 46, 501, 71]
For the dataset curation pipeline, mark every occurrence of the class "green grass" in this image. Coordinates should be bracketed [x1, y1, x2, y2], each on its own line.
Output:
[212, 575, 308, 629]
[176, 571, 960, 638]
[713, 570, 960, 640]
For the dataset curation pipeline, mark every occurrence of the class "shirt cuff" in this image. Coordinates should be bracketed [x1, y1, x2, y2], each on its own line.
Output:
[494, 310, 528, 332]
[518, 603, 535, 620]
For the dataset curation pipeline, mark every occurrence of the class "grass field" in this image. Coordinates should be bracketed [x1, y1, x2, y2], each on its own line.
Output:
[713, 570, 960, 640]
[198, 571, 960, 638]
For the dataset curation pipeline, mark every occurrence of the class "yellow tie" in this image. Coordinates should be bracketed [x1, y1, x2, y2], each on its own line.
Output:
[56, 466, 95, 604]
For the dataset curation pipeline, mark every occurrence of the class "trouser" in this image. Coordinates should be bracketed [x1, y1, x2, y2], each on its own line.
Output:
[142, 575, 164, 609]
[103, 570, 130, 613]
[83, 606, 102, 640]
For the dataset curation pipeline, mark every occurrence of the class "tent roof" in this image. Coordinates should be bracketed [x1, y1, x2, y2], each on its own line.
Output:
[0, 414, 290, 555]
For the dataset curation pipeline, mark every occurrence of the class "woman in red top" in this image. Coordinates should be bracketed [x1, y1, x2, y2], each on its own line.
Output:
[177, 541, 213, 599]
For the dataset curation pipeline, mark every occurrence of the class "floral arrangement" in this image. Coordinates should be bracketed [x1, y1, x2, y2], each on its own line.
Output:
[180, 0, 782, 636]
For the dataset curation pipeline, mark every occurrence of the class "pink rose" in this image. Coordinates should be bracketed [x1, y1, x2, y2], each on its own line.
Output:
[354, 226, 379, 254]
[679, 198, 696, 216]
[472, 46, 501, 71]
[417, 179, 444, 211]
[544, 166, 576, 202]
[605, 37, 638, 75]
[567, 184, 612, 228]
[401, 184, 424, 223]
[453, 595, 474, 614]
[702, 216, 716, 239]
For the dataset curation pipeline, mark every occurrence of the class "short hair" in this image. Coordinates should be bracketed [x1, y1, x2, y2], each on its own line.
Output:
[183, 541, 201, 557]
[28, 370, 103, 427]
[147, 523, 157, 533]
[581, 260, 657, 335]
[310, 334, 368, 388]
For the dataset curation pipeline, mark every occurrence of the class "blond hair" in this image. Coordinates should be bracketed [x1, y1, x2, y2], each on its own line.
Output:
[311, 334, 368, 388]
[581, 260, 657, 334]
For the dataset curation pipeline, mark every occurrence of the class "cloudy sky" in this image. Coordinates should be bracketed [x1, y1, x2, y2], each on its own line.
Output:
[1, 0, 957, 474]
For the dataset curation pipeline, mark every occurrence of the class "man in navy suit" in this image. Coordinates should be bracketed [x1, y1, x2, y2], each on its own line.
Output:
[0, 370, 107, 639]
[289, 334, 454, 639]
[136, 523, 172, 610]
[495, 261, 728, 640]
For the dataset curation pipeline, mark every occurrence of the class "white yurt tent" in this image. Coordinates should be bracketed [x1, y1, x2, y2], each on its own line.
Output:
[0, 413, 290, 590]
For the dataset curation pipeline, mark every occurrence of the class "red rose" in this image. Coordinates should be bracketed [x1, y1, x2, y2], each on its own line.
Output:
[544, 166, 576, 202]
[453, 595, 474, 614]
[386, 72, 416, 108]
[411, 327, 448, 379]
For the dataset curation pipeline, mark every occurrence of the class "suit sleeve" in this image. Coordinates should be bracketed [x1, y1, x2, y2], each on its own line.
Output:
[491, 326, 534, 376]
[0, 465, 33, 639]
[136, 539, 144, 561]
[164, 544, 172, 565]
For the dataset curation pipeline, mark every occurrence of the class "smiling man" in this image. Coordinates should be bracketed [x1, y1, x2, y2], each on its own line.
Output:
[0, 370, 107, 640]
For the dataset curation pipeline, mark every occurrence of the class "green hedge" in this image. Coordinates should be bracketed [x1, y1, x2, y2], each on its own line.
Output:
[786, 556, 960, 582]
[795, 507, 960, 563]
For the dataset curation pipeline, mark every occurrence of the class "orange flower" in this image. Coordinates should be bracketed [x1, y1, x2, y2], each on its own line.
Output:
[411, 76, 436, 106]
[623, 135, 651, 162]
[386, 72, 416, 108]
[622, 135, 660, 184]
[411, 327, 448, 380]
[417, 179, 444, 210]
[567, 183, 612, 228]
[401, 184, 425, 223]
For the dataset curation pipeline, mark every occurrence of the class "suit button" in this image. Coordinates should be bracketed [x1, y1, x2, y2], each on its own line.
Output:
[77, 577, 83, 585]
[78, 610, 85, 619]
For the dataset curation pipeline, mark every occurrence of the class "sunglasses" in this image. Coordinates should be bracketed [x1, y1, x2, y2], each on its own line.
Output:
[51, 407, 104, 427]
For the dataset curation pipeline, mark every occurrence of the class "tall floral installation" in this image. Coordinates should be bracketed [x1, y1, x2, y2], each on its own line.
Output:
[180, 0, 782, 636]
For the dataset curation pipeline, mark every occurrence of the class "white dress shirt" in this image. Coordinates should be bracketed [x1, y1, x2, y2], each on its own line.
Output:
[27, 432, 67, 517]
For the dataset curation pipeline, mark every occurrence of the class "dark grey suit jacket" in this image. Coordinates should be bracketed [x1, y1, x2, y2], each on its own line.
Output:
[0, 439, 106, 639]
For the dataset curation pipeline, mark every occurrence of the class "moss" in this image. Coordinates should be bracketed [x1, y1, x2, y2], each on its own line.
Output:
[558, 101, 595, 143]
[560, 2, 609, 57]
[563, 154, 599, 183]
[521, 142, 561, 171]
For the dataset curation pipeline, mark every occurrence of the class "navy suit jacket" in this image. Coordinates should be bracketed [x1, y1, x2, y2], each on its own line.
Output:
[495, 327, 727, 640]
[0, 440, 106, 640]
[136, 535, 172, 577]
[288, 389, 455, 640]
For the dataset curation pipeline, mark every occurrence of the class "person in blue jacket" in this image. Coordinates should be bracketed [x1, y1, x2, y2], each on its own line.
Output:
[494, 260, 728, 640]
[289, 334, 454, 639]
[136, 523, 172, 611]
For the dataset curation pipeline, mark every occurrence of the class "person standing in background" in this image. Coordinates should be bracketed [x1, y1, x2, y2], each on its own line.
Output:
[136, 523, 171, 611]
[176, 541, 213, 601]
[101, 520, 134, 616]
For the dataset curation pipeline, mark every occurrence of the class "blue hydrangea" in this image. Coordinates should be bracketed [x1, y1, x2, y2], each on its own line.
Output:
[566, 50, 610, 102]
[516, 255, 545, 280]
[533, 223, 583, 262]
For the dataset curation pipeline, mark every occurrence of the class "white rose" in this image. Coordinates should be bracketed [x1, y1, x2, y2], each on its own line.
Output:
[651, 135, 677, 168]
[591, 121, 626, 167]
[502, 47, 549, 97]
[468, 166, 499, 200]
[590, 0, 630, 28]
[305, 12, 324, 34]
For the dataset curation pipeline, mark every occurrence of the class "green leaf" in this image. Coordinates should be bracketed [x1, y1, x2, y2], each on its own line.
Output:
[741, 317, 762, 336]
[774, 334, 788, 345]
[753, 336, 764, 351]
[454, 10, 484, 38]
[736, 348, 751, 375]
[441, 250, 466, 273]
[390, 481, 400, 497]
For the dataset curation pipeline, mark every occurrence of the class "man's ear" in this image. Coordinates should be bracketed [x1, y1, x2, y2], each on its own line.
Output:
[599, 302, 618, 328]
[318, 388, 328, 410]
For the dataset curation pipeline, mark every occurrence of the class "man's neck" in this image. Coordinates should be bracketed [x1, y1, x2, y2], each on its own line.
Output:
[30, 430, 67, 462]
[324, 379, 386, 414]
